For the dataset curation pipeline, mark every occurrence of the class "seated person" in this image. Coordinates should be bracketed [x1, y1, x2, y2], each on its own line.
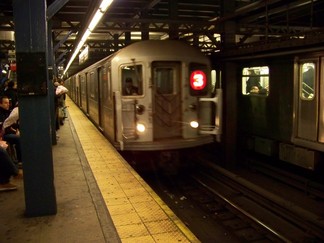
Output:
[123, 78, 138, 95]
[4, 80, 18, 110]
[0, 141, 20, 192]
[0, 96, 11, 123]
[2, 106, 22, 166]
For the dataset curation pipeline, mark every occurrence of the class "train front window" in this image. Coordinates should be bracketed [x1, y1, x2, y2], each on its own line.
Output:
[155, 68, 174, 94]
[300, 62, 315, 100]
[121, 64, 143, 96]
[242, 66, 269, 96]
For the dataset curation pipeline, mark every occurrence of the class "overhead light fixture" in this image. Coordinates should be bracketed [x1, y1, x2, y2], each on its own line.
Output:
[88, 11, 104, 31]
[63, 0, 113, 75]
[100, 0, 113, 12]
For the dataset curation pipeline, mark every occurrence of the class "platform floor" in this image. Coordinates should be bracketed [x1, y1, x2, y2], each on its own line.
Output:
[0, 97, 199, 243]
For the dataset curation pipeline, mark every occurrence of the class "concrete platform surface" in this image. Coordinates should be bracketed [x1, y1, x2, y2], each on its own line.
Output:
[0, 112, 120, 243]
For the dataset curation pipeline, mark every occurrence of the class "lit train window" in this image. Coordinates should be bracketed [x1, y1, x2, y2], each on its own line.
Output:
[300, 62, 315, 100]
[242, 66, 269, 96]
[121, 65, 143, 96]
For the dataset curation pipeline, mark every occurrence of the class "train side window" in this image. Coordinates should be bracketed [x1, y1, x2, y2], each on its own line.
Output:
[242, 66, 269, 96]
[80, 75, 86, 95]
[89, 72, 96, 99]
[300, 62, 315, 100]
[101, 66, 109, 103]
[121, 64, 143, 96]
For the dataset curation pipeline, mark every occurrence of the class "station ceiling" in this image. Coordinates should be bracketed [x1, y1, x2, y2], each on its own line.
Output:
[1, 0, 324, 76]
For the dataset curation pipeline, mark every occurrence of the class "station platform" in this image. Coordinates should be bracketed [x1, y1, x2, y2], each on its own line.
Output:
[0, 97, 199, 243]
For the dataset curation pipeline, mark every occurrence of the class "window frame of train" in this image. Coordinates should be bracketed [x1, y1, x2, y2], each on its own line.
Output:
[241, 66, 269, 96]
[299, 61, 316, 101]
[121, 64, 143, 96]
[153, 61, 180, 95]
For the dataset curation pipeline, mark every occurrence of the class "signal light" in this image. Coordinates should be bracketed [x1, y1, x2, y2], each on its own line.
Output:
[190, 70, 208, 96]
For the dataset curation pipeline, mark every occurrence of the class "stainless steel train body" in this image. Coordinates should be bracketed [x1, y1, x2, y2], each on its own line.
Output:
[66, 40, 220, 151]
[233, 47, 324, 171]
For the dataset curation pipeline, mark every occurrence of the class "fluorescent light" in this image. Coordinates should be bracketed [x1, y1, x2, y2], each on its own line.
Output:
[81, 29, 91, 43]
[63, 0, 113, 75]
[88, 10, 104, 31]
[100, 0, 113, 12]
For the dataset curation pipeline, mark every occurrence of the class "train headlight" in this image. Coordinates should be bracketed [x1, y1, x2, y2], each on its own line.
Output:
[136, 123, 146, 133]
[190, 121, 199, 128]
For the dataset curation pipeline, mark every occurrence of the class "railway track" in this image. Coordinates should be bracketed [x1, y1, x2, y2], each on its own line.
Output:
[142, 163, 323, 242]
[129, 146, 324, 242]
[186, 159, 324, 242]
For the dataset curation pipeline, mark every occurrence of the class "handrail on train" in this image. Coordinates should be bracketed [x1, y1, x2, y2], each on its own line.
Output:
[198, 88, 222, 140]
[114, 91, 125, 150]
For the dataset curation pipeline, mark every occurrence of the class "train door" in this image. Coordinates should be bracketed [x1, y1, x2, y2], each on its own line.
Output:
[296, 59, 318, 141]
[76, 75, 80, 107]
[87, 71, 99, 124]
[152, 62, 182, 139]
[98, 64, 113, 137]
[80, 74, 88, 113]
[319, 57, 324, 143]
[98, 66, 104, 128]
[115, 64, 144, 149]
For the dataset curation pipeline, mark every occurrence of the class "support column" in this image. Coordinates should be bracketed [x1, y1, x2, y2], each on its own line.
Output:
[220, 0, 236, 50]
[220, 0, 238, 168]
[168, 0, 179, 40]
[13, 0, 57, 216]
[125, 31, 131, 45]
[48, 20, 57, 145]
[222, 62, 238, 169]
[140, 10, 149, 40]
[113, 34, 120, 52]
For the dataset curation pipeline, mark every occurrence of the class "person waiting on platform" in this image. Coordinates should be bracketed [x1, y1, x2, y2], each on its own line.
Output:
[0, 96, 11, 127]
[4, 80, 18, 110]
[0, 140, 21, 192]
[123, 78, 138, 95]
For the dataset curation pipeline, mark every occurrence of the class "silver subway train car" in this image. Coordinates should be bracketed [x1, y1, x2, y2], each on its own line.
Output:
[234, 47, 324, 171]
[65, 40, 221, 152]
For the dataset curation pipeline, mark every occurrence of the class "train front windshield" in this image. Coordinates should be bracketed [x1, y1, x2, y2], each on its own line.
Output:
[121, 64, 143, 96]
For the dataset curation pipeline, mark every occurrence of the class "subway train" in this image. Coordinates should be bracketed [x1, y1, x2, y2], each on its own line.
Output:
[230, 45, 324, 171]
[65, 40, 221, 155]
